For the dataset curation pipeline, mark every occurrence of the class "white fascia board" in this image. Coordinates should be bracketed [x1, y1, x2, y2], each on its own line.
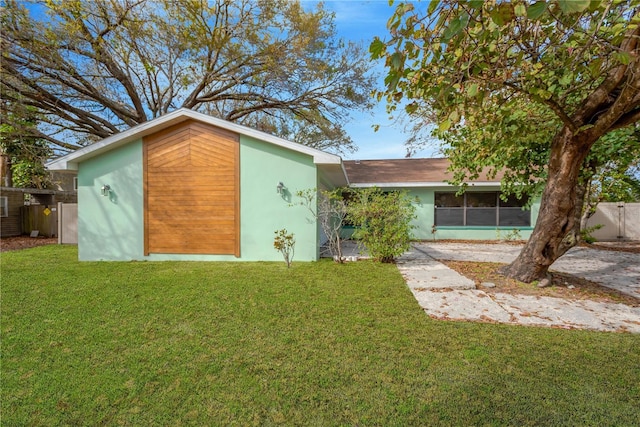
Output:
[46, 108, 342, 170]
[349, 181, 502, 188]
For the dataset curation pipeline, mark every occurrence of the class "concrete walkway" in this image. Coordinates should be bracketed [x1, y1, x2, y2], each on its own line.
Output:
[397, 243, 640, 333]
[412, 242, 640, 298]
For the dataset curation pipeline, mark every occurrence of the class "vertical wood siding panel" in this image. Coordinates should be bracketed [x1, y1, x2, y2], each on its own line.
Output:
[144, 120, 240, 255]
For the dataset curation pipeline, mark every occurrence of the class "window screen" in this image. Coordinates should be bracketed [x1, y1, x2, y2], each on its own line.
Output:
[435, 193, 464, 225]
[498, 194, 530, 226]
[434, 192, 530, 227]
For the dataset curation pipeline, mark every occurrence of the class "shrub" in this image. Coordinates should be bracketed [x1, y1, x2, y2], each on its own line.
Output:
[273, 229, 295, 268]
[581, 224, 603, 244]
[347, 188, 416, 263]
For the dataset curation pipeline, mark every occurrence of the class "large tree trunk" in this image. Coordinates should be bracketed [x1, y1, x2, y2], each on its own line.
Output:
[499, 19, 640, 283]
[499, 128, 593, 283]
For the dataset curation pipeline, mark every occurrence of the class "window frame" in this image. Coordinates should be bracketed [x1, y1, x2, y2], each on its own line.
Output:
[434, 191, 530, 227]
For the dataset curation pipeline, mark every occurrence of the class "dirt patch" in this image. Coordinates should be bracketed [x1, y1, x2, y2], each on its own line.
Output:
[441, 260, 640, 307]
[1, 236, 58, 252]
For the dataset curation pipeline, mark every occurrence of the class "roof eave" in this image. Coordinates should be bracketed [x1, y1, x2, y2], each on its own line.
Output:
[45, 108, 342, 170]
[348, 181, 502, 188]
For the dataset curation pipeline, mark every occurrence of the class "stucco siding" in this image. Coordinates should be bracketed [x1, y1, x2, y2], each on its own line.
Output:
[77, 140, 145, 261]
[77, 135, 320, 261]
[237, 135, 318, 261]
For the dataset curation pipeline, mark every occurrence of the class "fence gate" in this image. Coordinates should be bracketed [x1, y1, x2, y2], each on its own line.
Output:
[57, 202, 78, 244]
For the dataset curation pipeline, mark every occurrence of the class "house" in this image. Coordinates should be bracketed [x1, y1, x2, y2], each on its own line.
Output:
[46, 108, 347, 261]
[46, 109, 538, 261]
[343, 159, 539, 241]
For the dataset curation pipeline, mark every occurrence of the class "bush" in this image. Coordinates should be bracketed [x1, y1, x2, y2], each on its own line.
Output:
[347, 188, 416, 263]
[273, 229, 295, 268]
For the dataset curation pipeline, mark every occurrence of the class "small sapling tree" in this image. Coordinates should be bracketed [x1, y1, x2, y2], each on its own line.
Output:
[273, 229, 295, 268]
[295, 188, 348, 262]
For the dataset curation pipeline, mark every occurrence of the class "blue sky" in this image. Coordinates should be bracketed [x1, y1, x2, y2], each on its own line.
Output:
[302, 0, 440, 160]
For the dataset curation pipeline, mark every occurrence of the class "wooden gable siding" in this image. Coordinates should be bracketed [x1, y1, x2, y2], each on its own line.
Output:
[143, 120, 240, 256]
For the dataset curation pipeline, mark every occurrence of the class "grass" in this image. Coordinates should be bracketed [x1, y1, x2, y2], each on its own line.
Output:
[2, 246, 640, 426]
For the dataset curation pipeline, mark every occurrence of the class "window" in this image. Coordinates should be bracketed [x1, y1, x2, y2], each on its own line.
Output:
[434, 193, 463, 226]
[466, 192, 497, 226]
[434, 192, 530, 227]
[499, 194, 531, 226]
[0, 197, 8, 217]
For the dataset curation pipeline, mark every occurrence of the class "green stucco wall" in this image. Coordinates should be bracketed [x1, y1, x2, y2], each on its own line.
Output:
[77, 141, 145, 261]
[235, 135, 319, 261]
[77, 134, 320, 261]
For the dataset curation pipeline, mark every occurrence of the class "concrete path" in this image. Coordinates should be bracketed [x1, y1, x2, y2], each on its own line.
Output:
[397, 243, 640, 333]
[412, 242, 640, 299]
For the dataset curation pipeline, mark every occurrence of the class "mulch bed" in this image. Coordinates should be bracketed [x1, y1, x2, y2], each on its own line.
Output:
[0, 236, 58, 252]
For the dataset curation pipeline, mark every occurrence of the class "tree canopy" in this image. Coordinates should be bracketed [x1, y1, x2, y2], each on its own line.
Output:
[372, 0, 640, 281]
[1, 0, 375, 154]
[0, 106, 51, 188]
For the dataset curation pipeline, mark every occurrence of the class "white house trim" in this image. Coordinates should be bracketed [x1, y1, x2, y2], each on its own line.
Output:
[46, 108, 343, 171]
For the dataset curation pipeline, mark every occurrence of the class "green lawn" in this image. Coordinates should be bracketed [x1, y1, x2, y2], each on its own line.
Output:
[2, 246, 639, 426]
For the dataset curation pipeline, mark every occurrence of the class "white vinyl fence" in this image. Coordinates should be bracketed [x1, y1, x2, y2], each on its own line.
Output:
[586, 202, 640, 241]
[57, 202, 78, 244]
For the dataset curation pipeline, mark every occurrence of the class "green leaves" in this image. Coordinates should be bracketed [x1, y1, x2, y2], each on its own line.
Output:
[347, 188, 416, 263]
[490, 3, 515, 26]
[467, 83, 479, 97]
[613, 51, 631, 65]
[526, 2, 547, 19]
[369, 37, 385, 58]
[438, 119, 451, 133]
[557, 0, 591, 14]
[389, 51, 405, 70]
[442, 13, 469, 41]
[427, 0, 439, 15]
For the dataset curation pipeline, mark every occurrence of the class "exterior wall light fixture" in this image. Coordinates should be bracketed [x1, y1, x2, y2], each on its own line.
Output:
[276, 182, 285, 194]
[101, 184, 111, 197]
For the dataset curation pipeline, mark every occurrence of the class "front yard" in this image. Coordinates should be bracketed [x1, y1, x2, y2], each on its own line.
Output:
[2, 245, 639, 425]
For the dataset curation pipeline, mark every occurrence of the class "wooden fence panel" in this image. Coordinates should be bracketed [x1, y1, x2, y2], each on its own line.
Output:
[21, 205, 57, 237]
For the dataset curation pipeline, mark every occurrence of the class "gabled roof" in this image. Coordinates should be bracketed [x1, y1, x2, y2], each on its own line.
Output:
[343, 158, 502, 187]
[46, 108, 344, 172]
